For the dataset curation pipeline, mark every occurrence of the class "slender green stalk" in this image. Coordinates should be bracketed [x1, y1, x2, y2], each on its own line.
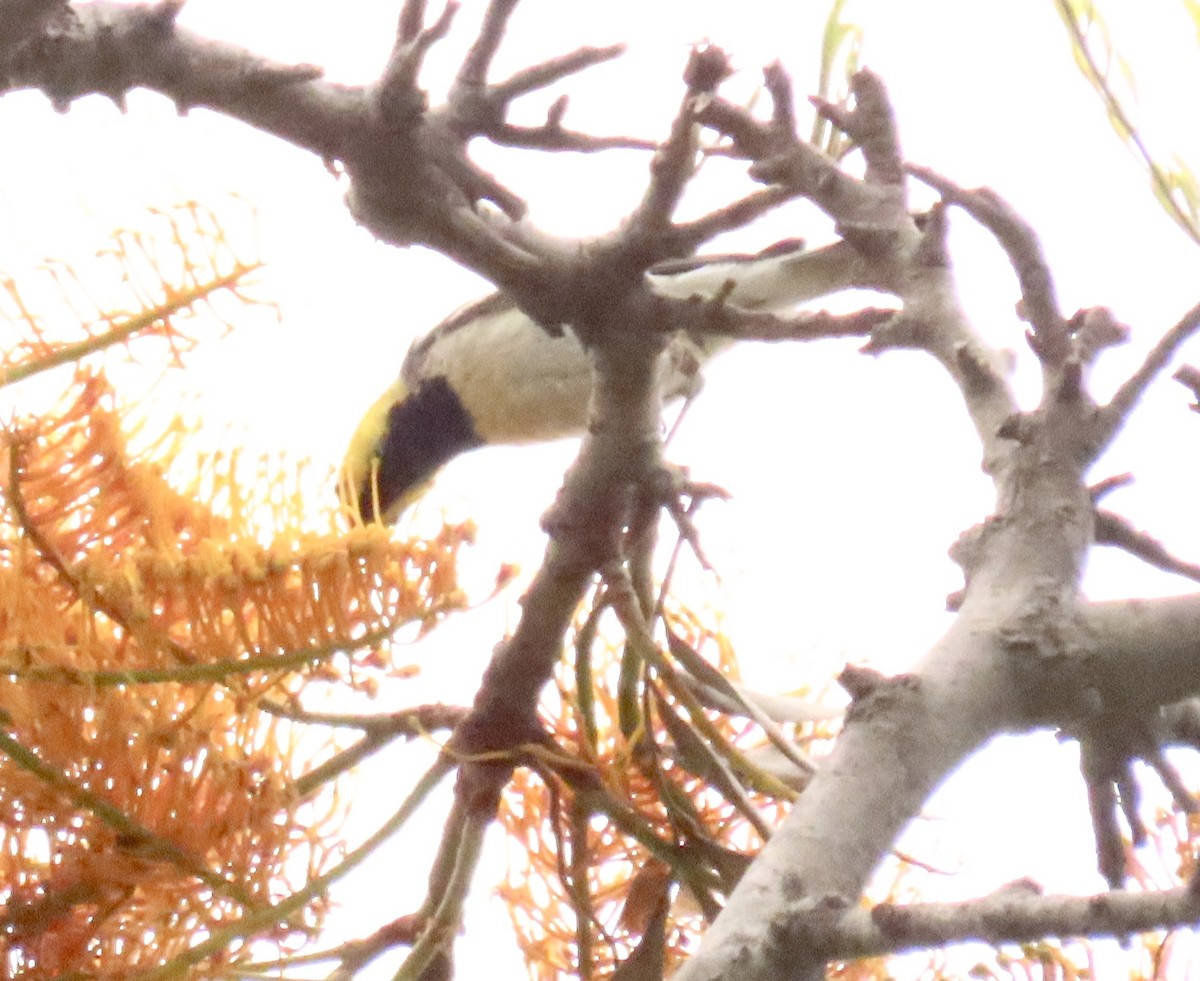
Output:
[573, 596, 604, 755]
[129, 758, 454, 981]
[0, 266, 260, 389]
[0, 727, 256, 907]
[1054, 0, 1200, 245]
[5, 625, 396, 686]
[394, 810, 490, 981]
[292, 730, 396, 799]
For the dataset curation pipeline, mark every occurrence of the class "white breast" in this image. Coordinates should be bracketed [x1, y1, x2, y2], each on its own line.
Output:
[414, 304, 710, 445]
[405, 241, 863, 446]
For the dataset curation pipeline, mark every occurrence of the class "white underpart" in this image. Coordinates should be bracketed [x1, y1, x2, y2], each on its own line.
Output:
[417, 304, 598, 444]
[414, 242, 864, 445]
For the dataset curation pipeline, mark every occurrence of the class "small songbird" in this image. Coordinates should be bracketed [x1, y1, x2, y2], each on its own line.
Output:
[340, 239, 866, 524]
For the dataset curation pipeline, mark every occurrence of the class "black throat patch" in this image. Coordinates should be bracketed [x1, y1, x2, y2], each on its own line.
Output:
[363, 375, 484, 521]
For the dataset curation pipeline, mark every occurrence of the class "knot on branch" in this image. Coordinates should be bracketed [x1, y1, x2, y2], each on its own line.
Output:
[682, 43, 733, 93]
[859, 311, 932, 354]
[1174, 363, 1200, 411]
[637, 464, 730, 572]
[996, 412, 1036, 443]
[811, 69, 904, 187]
[912, 203, 952, 269]
[946, 519, 1003, 609]
[839, 666, 919, 716]
[764, 892, 853, 963]
[540, 473, 635, 560]
[1068, 306, 1130, 360]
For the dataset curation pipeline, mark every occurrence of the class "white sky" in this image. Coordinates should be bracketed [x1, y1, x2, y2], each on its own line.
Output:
[4, 1, 1200, 978]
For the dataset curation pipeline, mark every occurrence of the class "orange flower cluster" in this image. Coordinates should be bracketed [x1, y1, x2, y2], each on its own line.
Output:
[0, 201, 263, 392]
[0, 372, 472, 977]
[497, 601, 823, 980]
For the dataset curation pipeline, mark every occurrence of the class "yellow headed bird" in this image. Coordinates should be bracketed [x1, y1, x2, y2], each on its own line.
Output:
[341, 240, 866, 524]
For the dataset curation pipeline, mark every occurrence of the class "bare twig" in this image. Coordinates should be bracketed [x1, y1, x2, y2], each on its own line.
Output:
[397, 0, 428, 43]
[259, 700, 468, 734]
[907, 163, 1068, 365]
[492, 43, 626, 101]
[629, 45, 732, 237]
[763, 61, 797, 137]
[695, 69, 908, 243]
[488, 121, 655, 153]
[1094, 508, 1200, 584]
[672, 184, 798, 251]
[395, 811, 489, 980]
[452, 39, 630, 150]
[696, 95, 781, 160]
[856, 885, 1200, 960]
[813, 70, 903, 187]
[1175, 363, 1200, 410]
[693, 304, 894, 343]
[1088, 471, 1134, 501]
[457, 0, 520, 86]
[379, 1, 459, 123]
[1098, 300, 1200, 446]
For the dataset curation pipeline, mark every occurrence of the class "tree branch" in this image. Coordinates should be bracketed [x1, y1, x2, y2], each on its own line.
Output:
[907, 163, 1070, 367]
[456, 0, 519, 87]
[492, 42, 625, 100]
[6, 2, 341, 137]
[782, 884, 1200, 962]
[0, 0, 71, 64]
[1095, 508, 1200, 585]
[379, 0, 459, 123]
[1080, 595, 1200, 714]
[681, 301, 894, 344]
[1097, 300, 1200, 447]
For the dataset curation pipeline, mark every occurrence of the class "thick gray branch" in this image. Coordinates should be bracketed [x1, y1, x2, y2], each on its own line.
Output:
[792, 885, 1200, 962]
[1083, 594, 1200, 713]
[0, 0, 70, 63]
[5, 2, 355, 146]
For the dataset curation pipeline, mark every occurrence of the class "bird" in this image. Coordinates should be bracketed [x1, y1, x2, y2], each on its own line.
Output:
[340, 239, 869, 524]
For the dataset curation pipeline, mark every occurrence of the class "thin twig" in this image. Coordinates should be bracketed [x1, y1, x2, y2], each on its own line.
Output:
[907, 163, 1068, 365]
[1094, 508, 1200, 584]
[488, 122, 655, 153]
[457, 0, 520, 86]
[395, 810, 489, 981]
[494, 44, 626, 101]
[1099, 300, 1200, 446]
[259, 699, 467, 733]
[631, 45, 731, 235]
[380, 1, 460, 121]
[685, 302, 894, 344]
[127, 759, 454, 981]
[672, 185, 798, 251]
[397, 0, 429, 43]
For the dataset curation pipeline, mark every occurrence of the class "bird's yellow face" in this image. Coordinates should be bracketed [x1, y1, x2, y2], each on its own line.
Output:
[339, 375, 484, 525]
[339, 378, 411, 525]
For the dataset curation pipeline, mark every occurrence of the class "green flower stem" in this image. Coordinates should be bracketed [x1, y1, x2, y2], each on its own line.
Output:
[130, 757, 454, 981]
[0, 727, 257, 908]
